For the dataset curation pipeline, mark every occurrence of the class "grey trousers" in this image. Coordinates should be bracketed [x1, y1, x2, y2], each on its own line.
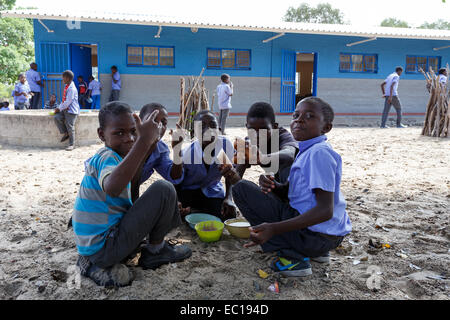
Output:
[218, 108, 230, 134]
[29, 92, 41, 109]
[232, 180, 343, 260]
[381, 96, 402, 127]
[109, 90, 120, 102]
[88, 180, 181, 268]
[54, 110, 78, 146]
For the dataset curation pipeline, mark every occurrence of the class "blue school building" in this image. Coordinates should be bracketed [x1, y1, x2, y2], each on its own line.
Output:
[2, 9, 450, 117]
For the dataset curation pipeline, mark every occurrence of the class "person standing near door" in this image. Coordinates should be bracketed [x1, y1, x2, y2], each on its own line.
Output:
[88, 75, 102, 109]
[109, 66, 121, 102]
[77, 76, 89, 109]
[216, 73, 233, 135]
[26, 63, 44, 109]
[380, 66, 407, 128]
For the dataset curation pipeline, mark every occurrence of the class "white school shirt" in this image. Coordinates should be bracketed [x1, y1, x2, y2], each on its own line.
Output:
[89, 80, 102, 96]
[384, 72, 400, 97]
[25, 69, 41, 92]
[438, 74, 447, 85]
[216, 82, 233, 110]
[112, 72, 121, 90]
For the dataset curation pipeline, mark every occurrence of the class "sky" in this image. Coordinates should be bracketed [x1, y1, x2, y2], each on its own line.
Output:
[14, 0, 450, 28]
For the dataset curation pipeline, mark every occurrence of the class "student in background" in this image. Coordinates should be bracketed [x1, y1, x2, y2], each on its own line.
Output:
[14, 73, 32, 110]
[216, 73, 233, 135]
[26, 63, 43, 109]
[88, 76, 102, 109]
[0, 102, 10, 111]
[380, 66, 407, 129]
[438, 68, 448, 86]
[53, 70, 80, 151]
[109, 66, 121, 102]
[77, 76, 89, 109]
[44, 94, 59, 109]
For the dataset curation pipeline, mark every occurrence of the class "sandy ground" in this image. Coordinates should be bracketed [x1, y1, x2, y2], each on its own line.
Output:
[0, 127, 449, 300]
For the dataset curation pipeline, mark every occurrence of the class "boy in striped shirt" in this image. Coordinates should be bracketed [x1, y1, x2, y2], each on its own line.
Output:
[72, 102, 191, 287]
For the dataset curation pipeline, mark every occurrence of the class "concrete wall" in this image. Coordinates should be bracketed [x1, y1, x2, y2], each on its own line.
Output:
[0, 110, 100, 148]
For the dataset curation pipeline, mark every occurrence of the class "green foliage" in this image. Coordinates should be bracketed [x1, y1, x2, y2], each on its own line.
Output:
[0, 82, 13, 102]
[380, 18, 410, 28]
[0, 17, 34, 85]
[283, 2, 345, 24]
[0, 0, 15, 10]
[419, 19, 450, 30]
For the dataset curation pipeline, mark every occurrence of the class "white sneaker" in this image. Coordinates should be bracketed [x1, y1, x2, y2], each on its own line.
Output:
[65, 145, 74, 151]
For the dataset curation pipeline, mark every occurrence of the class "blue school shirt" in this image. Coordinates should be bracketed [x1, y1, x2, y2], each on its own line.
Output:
[72, 147, 132, 256]
[14, 82, 30, 104]
[140, 140, 184, 185]
[288, 135, 352, 236]
[177, 136, 235, 199]
[60, 82, 80, 115]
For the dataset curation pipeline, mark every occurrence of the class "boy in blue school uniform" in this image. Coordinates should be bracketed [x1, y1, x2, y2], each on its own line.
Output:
[232, 97, 352, 277]
[73, 102, 191, 288]
[175, 110, 237, 221]
[135, 103, 190, 215]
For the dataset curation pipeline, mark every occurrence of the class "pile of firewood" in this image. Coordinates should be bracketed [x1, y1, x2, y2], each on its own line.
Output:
[419, 65, 449, 137]
[177, 68, 214, 137]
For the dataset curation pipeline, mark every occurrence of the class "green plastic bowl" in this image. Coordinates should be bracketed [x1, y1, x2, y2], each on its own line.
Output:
[195, 220, 224, 243]
[185, 213, 221, 229]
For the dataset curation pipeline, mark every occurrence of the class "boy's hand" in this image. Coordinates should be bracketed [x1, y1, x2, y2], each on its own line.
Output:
[169, 123, 185, 149]
[259, 174, 280, 194]
[133, 110, 160, 147]
[219, 164, 241, 185]
[178, 202, 191, 219]
[243, 223, 274, 247]
[221, 198, 237, 220]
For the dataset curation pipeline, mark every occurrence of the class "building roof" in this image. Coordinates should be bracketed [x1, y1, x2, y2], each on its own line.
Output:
[2, 8, 450, 41]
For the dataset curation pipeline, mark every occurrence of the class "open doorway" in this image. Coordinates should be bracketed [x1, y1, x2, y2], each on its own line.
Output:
[70, 43, 98, 108]
[295, 52, 317, 106]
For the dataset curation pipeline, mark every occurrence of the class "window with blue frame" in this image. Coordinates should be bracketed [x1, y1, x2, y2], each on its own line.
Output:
[405, 55, 440, 73]
[127, 45, 174, 67]
[207, 48, 251, 70]
[339, 53, 378, 73]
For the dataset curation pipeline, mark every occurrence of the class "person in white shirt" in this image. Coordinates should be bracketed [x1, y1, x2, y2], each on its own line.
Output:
[25, 63, 44, 109]
[216, 73, 233, 135]
[53, 70, 80, 151]
[14, 73, 32, 110]
[380, 66, 407, 128]
[109, 66, 121, 102]
[438, 68, 448, 87]
[88, 75, 102, 109]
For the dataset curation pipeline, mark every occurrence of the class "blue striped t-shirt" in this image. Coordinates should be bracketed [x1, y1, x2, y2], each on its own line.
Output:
[72, 147, 132, 256]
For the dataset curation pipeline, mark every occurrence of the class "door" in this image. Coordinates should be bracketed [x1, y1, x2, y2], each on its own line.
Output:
[39, 42, 70, 107]
[280, 50, 297, 113]
[70, 44, 92, 89]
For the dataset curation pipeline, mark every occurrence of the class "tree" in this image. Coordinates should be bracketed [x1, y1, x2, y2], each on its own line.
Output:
[380, 18, 410, 28]
[0, 0, 35, 88]
[283, 3, 345, 24]
[419, 19, 450, 30]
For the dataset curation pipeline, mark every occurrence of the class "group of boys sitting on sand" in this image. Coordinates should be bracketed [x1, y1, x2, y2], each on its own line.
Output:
[70, 95, 352, 287]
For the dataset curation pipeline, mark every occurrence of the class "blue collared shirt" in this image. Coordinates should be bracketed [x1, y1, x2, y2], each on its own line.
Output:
[140, 140, 184, 185]
[177, 136, 235, 198]
[60, 82, 80, 114]
[288, 135, 352, 236]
